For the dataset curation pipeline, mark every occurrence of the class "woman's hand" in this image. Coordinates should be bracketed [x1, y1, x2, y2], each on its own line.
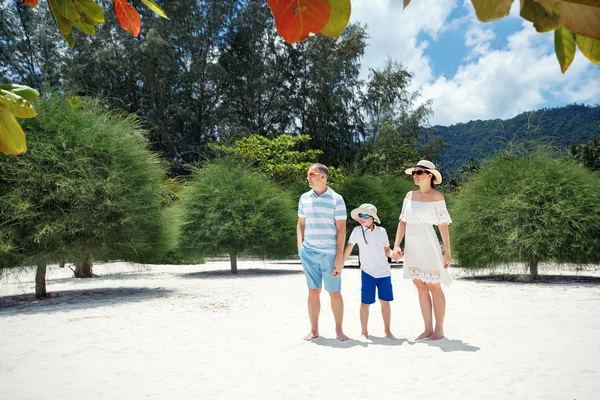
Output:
[443, 253, 452, 269]
[392, 247, 403, 262]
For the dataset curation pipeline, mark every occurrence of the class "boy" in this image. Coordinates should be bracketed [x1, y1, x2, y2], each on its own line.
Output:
[343, 203, 396, 339]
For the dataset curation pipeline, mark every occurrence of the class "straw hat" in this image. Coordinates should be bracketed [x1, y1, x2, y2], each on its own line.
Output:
[351, 203, 381, 224]
[405, 160, 443, 185]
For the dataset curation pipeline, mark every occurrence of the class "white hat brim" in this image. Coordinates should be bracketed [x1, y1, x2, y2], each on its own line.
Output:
[405, 167, 443, 185]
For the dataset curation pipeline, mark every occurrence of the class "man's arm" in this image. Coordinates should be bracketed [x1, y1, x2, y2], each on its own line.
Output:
[333, 219, 346, 275]
[297, 217, 306, 250]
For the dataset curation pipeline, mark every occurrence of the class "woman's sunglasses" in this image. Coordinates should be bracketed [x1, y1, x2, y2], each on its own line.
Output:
[412, 170, 431, 176]
[358, 213, 372, 219]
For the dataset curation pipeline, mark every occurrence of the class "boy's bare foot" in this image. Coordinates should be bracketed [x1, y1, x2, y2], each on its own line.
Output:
[415, 331, 433, 340]
[303, 331, 319, 341]
[428, 332, 445, 341]
[336, 331, 350, 341]
[385, 332, 396, 340]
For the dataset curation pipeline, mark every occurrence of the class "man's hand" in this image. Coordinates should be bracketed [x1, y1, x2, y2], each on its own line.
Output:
[333, 257, 344, 277]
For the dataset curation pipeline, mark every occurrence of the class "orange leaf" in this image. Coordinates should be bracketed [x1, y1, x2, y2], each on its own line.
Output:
[113, 0, 141, 37]
[23, 0, 38, 7]
[267, 0, 331, 44]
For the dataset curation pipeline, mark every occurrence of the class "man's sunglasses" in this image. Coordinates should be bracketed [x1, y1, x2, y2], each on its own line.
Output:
[412, 170, 431, 176]
[306, 172, 324, 177]
[358, 213, 372, 219]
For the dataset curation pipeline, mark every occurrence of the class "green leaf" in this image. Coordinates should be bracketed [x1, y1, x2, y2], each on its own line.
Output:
[471, 0, 515, 22]
[73, 19, 96, 35]
[51, 0, 81, 22]
[0, 89, 37, 119]
[320, 0, 351, 39]
[576, 34, 600, 65]
[521, 0, 560, 32]
[141, 0, 168, 19]
[554, 26, 577, 73]
[0, 110, 27, 156]
[0, 84, 39, 102]
[73, 0, 104, 25]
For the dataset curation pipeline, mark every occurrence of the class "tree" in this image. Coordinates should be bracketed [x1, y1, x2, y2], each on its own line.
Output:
[0, 95, 175, 297]
[176, 160, 297, 273]
[358, 60, 438, 175]
[451, 150, 600, 279]
[570, 136, 600, 172]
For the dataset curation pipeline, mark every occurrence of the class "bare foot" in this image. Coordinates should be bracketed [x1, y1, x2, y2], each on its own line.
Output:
[415, 331, 433, 341]
[336, 331, 350, 341]
[428, 332, 445, 341]
[303, 331, 319, 341]
[361, 331, 369, 338]
[385, 332, 396, 340]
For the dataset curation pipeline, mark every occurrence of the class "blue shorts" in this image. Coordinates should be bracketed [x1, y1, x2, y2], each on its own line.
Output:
[361, 271, 393, 304]
[299, 246, 341, 293]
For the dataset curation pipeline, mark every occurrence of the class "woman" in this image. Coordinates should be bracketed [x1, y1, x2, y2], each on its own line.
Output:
[392, 160, 452, 341]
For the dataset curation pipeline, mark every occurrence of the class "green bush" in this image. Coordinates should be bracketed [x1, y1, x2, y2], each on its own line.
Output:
[176, 160, 297, 272]
[0, 95, 175, 295]
[451, 150, 600, 278]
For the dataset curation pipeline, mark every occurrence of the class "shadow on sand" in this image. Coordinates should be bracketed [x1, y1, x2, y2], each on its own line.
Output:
[412, 337, 481, 352]
[310, 336, 408, 349]
[0, 286, 172, 315]
[460, 274, 600, 286]
[180, 268, 303, 279]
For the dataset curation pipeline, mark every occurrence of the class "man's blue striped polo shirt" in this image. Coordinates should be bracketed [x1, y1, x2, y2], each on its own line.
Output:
[298, 187, 347, 255]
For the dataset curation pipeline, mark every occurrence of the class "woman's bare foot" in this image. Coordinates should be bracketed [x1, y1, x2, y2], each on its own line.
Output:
[336, 331, 350, 341]
[385, 331, 396, 339]
[303, 331, 319, 341]
[428, 332, 445, 341]
[415, 331, 433, 340]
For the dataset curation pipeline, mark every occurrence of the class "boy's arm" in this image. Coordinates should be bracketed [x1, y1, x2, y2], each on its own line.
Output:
[384, 245, 392, 258]
[343, 242, 355, 262]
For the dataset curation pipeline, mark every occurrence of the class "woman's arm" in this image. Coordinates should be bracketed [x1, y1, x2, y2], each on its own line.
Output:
[438, 222, 452, 268]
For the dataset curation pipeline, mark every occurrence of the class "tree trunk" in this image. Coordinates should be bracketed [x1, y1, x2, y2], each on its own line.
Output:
[74, 254, 94, 278]
[35, 262, 47, 299]
[529, 260, 539, 280]
[230, 252, 238, 274]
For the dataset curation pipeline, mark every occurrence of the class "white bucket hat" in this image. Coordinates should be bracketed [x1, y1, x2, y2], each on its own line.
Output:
[405, 160, 443, 185]
[351, 203, 381, 224]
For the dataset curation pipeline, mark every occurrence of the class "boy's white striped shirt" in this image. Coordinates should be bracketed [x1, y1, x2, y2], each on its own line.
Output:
[298, 187, 346, 255]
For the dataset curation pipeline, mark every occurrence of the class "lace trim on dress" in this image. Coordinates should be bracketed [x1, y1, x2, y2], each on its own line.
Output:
[403, 266, 444, 284]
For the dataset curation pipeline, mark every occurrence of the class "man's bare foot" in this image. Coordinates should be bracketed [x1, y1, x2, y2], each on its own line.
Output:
[336, 331, 350, 341]
[303, 331, 319, 341]
[385, 332, 396, 340]
[428, 332, 445, 341]
[415, 331, 433, 340]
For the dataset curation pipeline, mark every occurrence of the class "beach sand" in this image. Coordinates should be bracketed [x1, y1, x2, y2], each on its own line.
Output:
[1, 259, 599, 400]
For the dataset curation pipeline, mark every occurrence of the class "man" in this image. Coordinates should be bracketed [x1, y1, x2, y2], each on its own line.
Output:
[297, 163, 349, 341]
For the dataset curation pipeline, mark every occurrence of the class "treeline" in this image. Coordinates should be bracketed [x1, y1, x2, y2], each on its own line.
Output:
[1, 0, 439, 175]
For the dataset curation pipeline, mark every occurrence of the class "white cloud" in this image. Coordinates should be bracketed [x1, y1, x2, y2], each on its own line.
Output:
[351, 0, 600, 126]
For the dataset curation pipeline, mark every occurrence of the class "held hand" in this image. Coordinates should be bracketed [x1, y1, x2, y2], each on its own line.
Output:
[392, 247, 403, 262]
[443, 253, 452, 269]
[333, 258, 344, 277]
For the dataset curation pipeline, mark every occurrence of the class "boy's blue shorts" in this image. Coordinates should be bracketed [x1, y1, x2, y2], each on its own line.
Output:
[361, 271, 393, 304]
[299, 245, 341, 293]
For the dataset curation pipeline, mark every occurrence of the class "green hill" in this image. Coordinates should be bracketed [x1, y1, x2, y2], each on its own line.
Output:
[432, 104, 600, 172]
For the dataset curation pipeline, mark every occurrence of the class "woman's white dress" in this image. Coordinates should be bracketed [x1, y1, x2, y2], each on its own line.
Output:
[399, 198, 452, 285]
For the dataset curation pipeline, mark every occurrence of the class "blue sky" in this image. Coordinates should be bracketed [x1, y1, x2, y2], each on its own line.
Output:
[350, 0, 600, 126]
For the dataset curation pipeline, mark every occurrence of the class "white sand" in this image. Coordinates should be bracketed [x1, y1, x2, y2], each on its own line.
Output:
[1, 259, 599, 400]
